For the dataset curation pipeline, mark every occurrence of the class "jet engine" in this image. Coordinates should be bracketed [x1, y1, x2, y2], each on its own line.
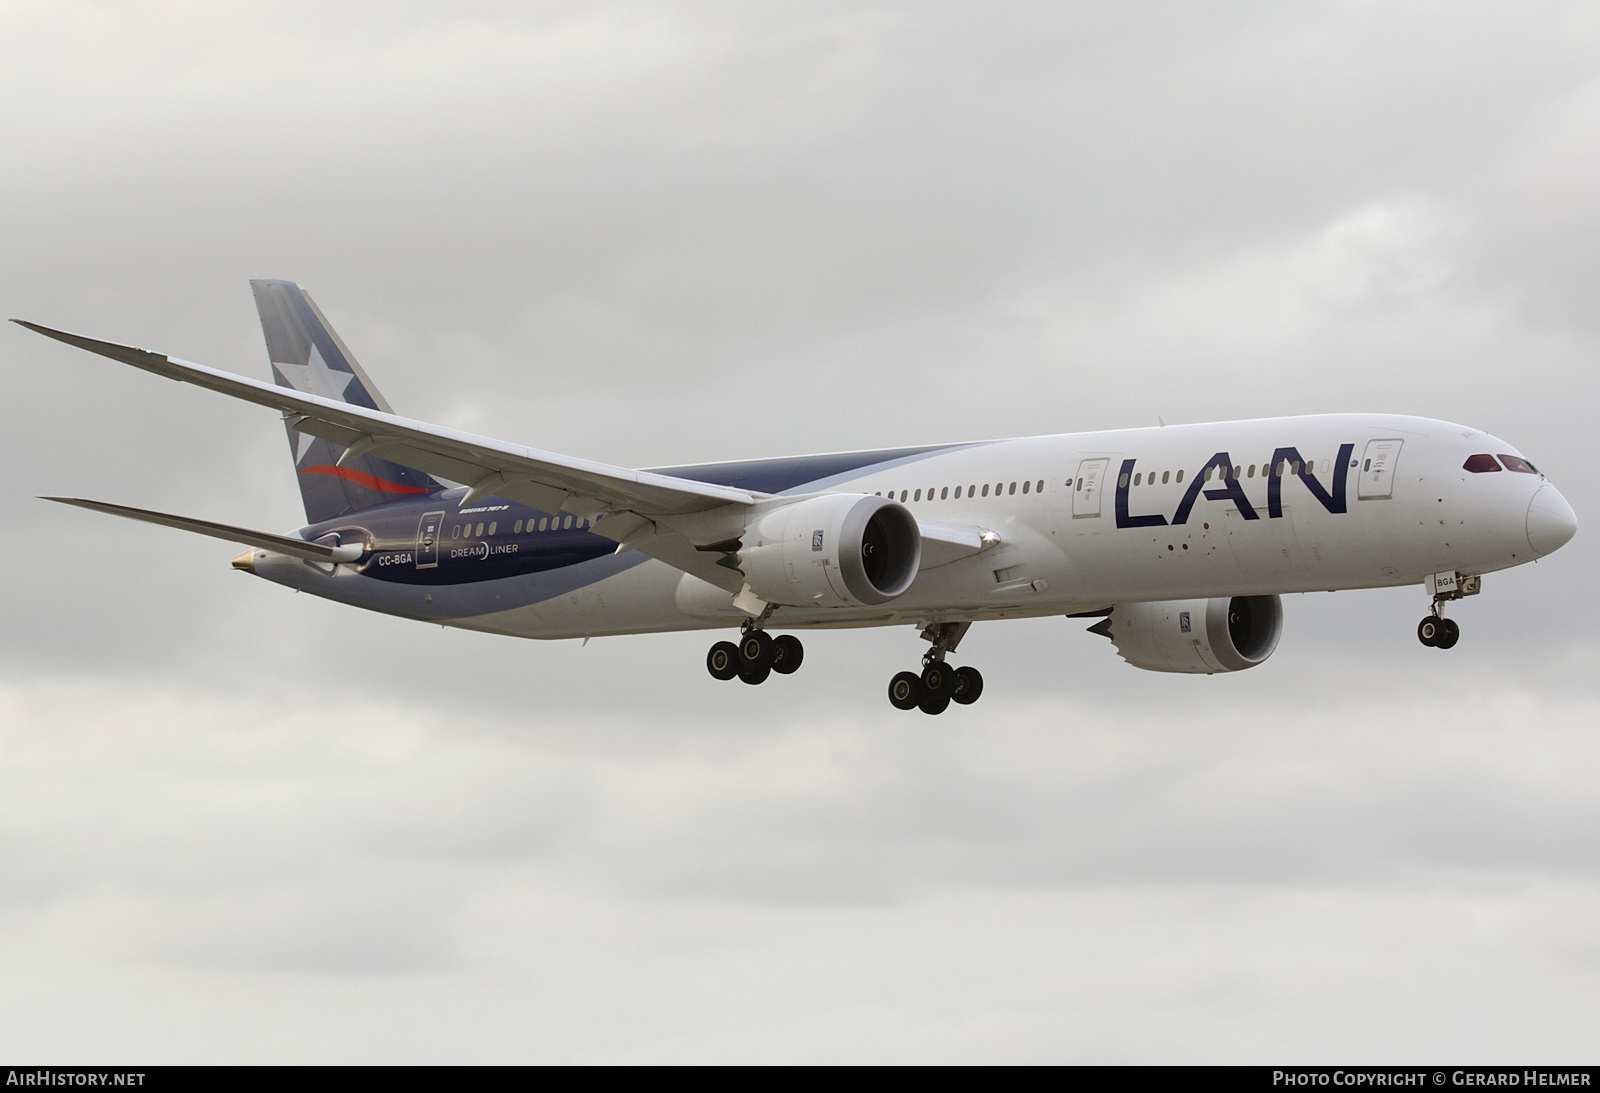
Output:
[737, 494, 920, 608]
[1087, 595, 1283, 674]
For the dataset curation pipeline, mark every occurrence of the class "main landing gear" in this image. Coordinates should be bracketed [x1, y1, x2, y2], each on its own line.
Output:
[706, 612, 804, 685]
[887, 622, 985, 716]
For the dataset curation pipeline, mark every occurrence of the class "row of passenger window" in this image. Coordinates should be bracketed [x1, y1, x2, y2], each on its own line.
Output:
[1122, 460, 1325, 488]
[451, 514, 593, 539]
[880, 459, 1344, 502]
[875, 479, 1049, 503]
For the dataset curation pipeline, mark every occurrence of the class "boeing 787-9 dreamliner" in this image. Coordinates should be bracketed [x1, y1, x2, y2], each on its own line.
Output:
[17, 280, 1578, 714]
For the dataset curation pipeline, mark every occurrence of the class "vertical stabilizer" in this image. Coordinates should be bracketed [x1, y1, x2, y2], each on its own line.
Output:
[250, 280, 442, 523]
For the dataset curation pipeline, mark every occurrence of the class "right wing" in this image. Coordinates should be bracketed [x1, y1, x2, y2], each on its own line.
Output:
[17, 322, 760, 590]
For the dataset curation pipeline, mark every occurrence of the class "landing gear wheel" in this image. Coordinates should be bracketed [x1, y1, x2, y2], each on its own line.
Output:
[1437, 618, 1460, 649]
[920, 661, 956, 699]
[707, 641, 740, 681]
[918, 694, 951, 716]
[738, 663, 772, 685]
[1417, 617, 1441, 647]
[738, 630, 774, 671]
[771, 634, 804, 675]
[951, 666, 984, 705]
[888, 671, 923, 711]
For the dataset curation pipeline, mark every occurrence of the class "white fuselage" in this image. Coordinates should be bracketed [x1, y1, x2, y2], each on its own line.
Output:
[253, 413, 1567, 641]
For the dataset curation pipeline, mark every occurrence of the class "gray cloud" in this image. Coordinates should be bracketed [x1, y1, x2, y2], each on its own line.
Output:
[2, 668, 1598, 1060]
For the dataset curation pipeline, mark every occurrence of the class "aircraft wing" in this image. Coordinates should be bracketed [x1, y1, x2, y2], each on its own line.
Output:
[916, 520, 1000, 568]
[18, 322, 758, 590]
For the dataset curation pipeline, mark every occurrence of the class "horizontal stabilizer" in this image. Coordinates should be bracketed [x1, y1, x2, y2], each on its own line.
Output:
[43, 497, 363, 563]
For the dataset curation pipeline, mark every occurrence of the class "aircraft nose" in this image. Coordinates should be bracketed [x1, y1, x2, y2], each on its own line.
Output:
[1526, 484, 1577, 556]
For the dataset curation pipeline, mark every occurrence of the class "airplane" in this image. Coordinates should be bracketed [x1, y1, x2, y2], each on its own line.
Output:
[16, 280, 1578, 714]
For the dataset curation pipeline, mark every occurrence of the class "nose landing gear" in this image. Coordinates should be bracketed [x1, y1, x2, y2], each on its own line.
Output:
[1417, 572, 1477, 649]
[1416, 614, 1460, 649]
[885, 622, 985, 715]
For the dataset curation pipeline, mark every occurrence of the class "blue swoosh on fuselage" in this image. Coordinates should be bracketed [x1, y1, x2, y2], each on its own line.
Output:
[290, 441, 978, 620]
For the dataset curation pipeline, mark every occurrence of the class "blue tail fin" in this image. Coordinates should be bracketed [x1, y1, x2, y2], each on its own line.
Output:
[251, 280, 442, 524]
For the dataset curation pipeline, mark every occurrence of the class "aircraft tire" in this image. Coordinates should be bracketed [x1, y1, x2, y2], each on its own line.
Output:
[888, 671, 922, 710]
[951, 666, 984, 705]
[1437, 618, 1460, 649]
[920, 661, 956, 699]
[918, 694, 951, 716]
[771, 634, 804, 675]
[739, 663, 772, 685]
[1417, 617, 1440, 647]
[707, 641, 740, 681]
[739, 630, 775, 671]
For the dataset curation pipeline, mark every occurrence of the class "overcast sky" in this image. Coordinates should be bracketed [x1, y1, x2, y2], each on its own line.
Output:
[2, 0, 1598, 1063]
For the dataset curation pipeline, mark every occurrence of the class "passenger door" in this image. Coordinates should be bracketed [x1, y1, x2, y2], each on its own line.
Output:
[1358, 439, 1403, 500]
[1073, 458, 1109, 518]
[415, 510, 444, 569]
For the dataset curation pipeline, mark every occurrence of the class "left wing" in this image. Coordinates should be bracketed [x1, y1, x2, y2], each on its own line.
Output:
[17, 321, 758, 590]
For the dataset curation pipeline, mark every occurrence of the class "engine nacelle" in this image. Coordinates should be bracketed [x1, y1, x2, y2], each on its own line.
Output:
[737, 494, 920, 608]
[1090, 595, 1283, 674]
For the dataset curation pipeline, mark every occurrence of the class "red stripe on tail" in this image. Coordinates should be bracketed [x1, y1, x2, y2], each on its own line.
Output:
[300, 465, 434, 495]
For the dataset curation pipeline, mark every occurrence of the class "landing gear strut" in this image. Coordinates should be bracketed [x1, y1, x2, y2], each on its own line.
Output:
[885, 622, 985, 715]
[705, 608, 804, 685]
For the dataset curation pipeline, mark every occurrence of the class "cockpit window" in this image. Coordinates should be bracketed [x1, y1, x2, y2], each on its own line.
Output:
[1498, 454, 1539, 474]
[1463, 454, 1501, 473]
